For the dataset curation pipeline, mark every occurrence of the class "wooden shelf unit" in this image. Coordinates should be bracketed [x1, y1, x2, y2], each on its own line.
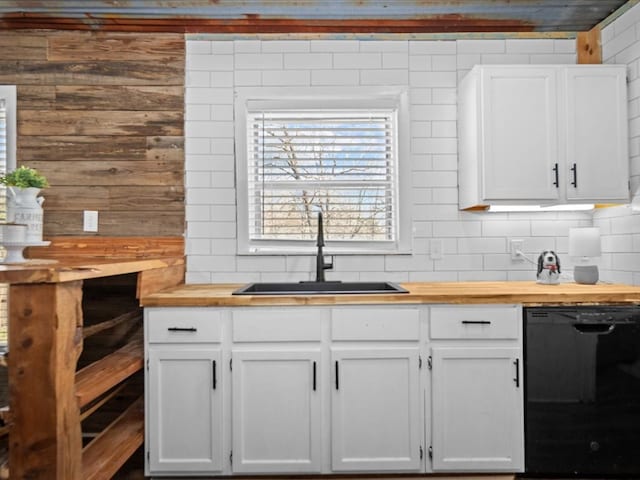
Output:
[1, 237, 184, 480]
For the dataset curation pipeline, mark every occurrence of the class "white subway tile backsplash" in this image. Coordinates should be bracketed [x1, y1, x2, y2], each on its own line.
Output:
[262, 70, 311, 86]
[184, 35, 625, 283]
[409, 55, 433, 72]
[506, 39, 554, 54]
[457, 39, 505, 54]
[234, 70, 262, 86]
[361, 40, 408, 53]
[383, 52, 409, 69]
[361, 69, 409, 85]
[284, 53, 332, 69]
[235, 53, 283, 70]
[409, 71, 456, 87]
[311, 69, 359, 85]
[262, 40, 310, 53]
[310, 40, 360, 52]
[409, 41, 456, 55]
[333, 53, 382, 69]
[482, 220, 531, 237]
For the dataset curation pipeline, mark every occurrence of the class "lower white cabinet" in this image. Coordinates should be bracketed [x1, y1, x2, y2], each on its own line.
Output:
[147, 348, 223, 474]
[145, 304, 524, 477]
[331, 348, 422, 472]
[231, 349, 322, 473]
[430, 347, 524, 471]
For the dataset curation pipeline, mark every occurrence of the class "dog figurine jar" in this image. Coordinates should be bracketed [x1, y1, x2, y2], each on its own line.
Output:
[537, 250, 561, 285]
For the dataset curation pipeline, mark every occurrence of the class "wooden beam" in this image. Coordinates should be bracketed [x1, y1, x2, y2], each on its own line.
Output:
[83, 309, 142, 339]
[8, 281, 84, 480]
[26, 236, 184, 259]
[81, 396, 144, 480]
[577, 26, 602, 64]
[137, 263, 185, 299]
[75, 333, 143, 409]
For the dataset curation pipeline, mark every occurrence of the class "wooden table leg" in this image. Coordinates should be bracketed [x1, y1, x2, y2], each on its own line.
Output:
[8, 281, 84, 480]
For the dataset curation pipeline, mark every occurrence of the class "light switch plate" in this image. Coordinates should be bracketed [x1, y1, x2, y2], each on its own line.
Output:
[83, 210, 98, 232]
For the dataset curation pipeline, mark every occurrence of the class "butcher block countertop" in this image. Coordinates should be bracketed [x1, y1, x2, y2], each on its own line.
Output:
[0, 256, 185, 284]
[141, 281, 640, 307]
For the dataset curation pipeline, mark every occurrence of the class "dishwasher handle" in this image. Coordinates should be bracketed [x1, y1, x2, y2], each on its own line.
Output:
[573, 323, 616, 335]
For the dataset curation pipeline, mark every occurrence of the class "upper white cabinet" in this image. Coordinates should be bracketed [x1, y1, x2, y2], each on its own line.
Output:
[458, 64, 629, 209]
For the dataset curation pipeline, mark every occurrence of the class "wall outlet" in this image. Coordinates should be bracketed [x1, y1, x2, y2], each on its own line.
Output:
[510, 239, 524, 260]
[83, 210, 98, 232]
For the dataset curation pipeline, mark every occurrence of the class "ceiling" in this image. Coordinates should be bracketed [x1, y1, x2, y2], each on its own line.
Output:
[0, 0, 634, 34]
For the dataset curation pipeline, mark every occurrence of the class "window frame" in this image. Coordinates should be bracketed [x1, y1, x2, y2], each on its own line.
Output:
[0, 85, 17, 173]
[235, 86, 411, 255]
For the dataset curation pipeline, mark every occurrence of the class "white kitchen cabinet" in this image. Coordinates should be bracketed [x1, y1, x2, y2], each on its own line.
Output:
[430, 347, 523, 471]
[147, 347, 223, 473]
[458, 64, 628, 209]
[231, 349, 322, 473]
[145, 308, 225, 476]
[331, 347, 422, 472]
[564, 66, 629, 202]
[428, 305, 524, 473]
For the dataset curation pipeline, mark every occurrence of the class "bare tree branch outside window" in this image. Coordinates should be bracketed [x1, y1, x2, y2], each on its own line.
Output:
[247, 110, 397, 243]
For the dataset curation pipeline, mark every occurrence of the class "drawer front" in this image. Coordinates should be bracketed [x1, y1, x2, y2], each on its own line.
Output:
[232, 308, 323, 342]
[147, 308, 222, 343]
[430, 305, 520, 340]
[332, 307, 420, 341]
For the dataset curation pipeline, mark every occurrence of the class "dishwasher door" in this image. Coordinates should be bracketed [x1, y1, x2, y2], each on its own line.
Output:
[524, 307, 640, 476]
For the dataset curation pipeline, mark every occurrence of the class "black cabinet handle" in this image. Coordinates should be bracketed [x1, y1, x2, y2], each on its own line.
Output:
[514, 359, 520, 388]
[461, 320, 491, 325]
[167, 327, 197, 332]
[313, 361, 317, 391]
[335, 361, 339, 390]
[552, 163, 559, 188]
[212, 360, 217, 390]
[571, 163, 578, 188]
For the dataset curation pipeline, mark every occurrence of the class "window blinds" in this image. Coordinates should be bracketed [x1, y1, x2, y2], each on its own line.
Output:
[247, 109, 398, 242]
[0, 100, 6, 221]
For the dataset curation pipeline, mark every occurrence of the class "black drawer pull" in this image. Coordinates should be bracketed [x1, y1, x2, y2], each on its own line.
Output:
[461, 320, 491, 325]
[167, 327, 197, 332]
[514, 358, 520, 388]
[335, 361, 339, 390]
[212, 360, 217, 390]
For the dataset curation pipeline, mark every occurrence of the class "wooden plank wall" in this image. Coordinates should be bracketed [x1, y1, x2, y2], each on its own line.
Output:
[0, 31, 185, 236]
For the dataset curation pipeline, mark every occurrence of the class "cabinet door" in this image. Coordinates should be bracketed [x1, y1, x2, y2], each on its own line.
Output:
[564, 66, 629, 202]
[331, 348, 421, 472]
[147, 348, 223, 473]
[232, 349, 322, 473]
[481, 66, 560, 202]
[431, 347, 523, 472]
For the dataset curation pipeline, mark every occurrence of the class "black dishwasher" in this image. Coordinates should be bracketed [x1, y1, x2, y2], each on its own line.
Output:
[524, 306, 640, 477]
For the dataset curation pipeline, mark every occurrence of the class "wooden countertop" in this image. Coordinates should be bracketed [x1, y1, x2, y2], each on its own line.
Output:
[140, 281, 640, 307]
[0, 256, 185, 284]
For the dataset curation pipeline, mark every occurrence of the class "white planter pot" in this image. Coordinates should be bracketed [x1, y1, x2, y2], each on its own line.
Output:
[7, 187, 44, 243]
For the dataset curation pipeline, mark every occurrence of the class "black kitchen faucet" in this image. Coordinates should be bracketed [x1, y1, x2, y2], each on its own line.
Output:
[315, 212, 333, 282]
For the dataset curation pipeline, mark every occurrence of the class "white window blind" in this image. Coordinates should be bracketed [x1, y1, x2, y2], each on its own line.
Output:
[0, 99, 6, 221]
[247, 109, 398, 243]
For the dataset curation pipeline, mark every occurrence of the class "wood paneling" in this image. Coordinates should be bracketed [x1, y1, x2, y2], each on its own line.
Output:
[5, 30, 185, 237]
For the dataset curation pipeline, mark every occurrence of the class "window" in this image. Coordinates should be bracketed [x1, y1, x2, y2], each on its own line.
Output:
[0, 86, 16, 347]
[236, 87, 410, 254]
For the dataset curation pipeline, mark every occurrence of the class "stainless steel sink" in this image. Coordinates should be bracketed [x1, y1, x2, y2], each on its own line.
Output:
[232, 281, 409, 295]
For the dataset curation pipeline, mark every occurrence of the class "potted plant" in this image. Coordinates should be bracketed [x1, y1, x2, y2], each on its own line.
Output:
[0, 166, 49, 243]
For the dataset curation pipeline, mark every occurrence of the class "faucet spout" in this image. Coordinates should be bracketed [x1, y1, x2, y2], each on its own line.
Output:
[315, 212, 333, 282]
